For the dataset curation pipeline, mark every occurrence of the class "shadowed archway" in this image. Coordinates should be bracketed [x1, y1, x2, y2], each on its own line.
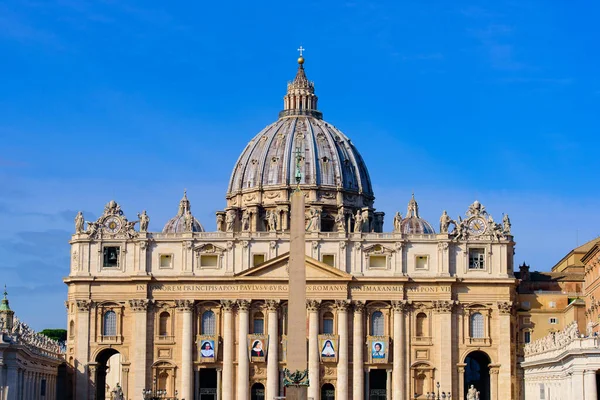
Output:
[95, 348, 120, 400]
[464, 350, 491, 400]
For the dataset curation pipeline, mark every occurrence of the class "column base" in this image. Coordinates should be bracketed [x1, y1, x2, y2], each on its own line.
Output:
[286, 386, 308, 400]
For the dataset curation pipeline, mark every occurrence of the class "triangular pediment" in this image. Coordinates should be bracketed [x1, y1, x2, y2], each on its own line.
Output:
[235, 252, 353, 280]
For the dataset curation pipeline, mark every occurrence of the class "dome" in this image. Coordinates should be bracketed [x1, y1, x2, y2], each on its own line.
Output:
[162, 191, 205, 233]
[400, 194, 435, 234]
[226, 55, 373, 207]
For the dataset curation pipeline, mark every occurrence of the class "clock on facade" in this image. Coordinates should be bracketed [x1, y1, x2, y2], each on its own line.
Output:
[104, 217, 122, 234]
[468, 217, 486, 235]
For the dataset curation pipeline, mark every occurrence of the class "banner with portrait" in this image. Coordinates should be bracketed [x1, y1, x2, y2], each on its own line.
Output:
[247, 334, 268, 363]
[368, 336, 389, 364]
[318, 334, 338, 362]
[198, 335, 218, 363]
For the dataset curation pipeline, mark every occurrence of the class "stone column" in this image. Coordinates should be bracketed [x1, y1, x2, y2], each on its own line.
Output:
[489, 365, 500, 400]
[386, 369, 392, 400]
[221, 300, 235, 400]
[391, 301, 407, 400]
[266, 300, 280, 400]
[307, 300, 321, 400]
[121, 364, 130, 400]
[74, 300, 92, 400]
[129, 299, 150, 398]
[216, 368, 222, 400]
[456, 363, 466, 400]
[353, 301, 365, 400]
[585, 370, 598, 400]
[237, 300, 250, 400]
[177, 300, 194, 400]
[572, 370, 585, 398]
[433, 300, 454, 396]
[497, 302, 514, 399]
[336, 300, 350, 400]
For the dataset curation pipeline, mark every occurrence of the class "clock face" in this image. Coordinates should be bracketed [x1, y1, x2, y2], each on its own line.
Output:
[104, 217, 122, 234]
[468, 217, 486, 235]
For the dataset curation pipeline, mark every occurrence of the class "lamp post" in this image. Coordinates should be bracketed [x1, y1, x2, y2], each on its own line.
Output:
[414, 382, 451, 400]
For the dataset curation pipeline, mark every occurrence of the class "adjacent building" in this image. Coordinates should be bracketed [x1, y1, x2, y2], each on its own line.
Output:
[65, 55, 519, 400]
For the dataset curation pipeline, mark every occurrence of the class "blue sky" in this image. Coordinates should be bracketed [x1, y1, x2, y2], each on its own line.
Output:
[1, 1, 598, 330]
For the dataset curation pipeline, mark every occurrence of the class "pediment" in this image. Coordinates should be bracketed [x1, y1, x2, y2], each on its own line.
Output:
[235, 252, 353, 281]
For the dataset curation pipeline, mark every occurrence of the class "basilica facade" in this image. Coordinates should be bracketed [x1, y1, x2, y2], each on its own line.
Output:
[65, 55, 518, 400]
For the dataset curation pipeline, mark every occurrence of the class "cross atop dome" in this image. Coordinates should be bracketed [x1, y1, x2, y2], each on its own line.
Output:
[279, 48, 322, 119]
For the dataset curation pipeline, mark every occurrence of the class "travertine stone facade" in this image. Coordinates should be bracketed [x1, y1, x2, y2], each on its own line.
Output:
[65, 55, 518, 400]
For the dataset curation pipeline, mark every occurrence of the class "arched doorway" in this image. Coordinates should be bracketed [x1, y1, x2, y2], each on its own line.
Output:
[464, 351, 491, 400]
[321, 383, 335, 400]
[251, 382, 265, 400]
[95, 348, 120, 400]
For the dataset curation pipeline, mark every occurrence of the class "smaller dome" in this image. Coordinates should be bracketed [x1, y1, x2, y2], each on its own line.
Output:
[162, 191, 205, 233]
[400, 194, 435, 234]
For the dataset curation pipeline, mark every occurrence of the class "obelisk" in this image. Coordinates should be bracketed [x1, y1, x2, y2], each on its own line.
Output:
[285, 149, 308, 399]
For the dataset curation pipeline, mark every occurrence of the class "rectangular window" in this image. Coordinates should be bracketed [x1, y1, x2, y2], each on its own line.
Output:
[524, 331, 531, 343]
[369, 255, 387, 269]
[522, 301, 531, 309]
[322, 254, 335, 267]
[159, 254, 173, 269]
[468, 248, 485, 269]
[522, 317, 531, 324]
[549, 317, 558, 324]
[200, 255, 218, 268]
[253, 254, 265, 267]
[103, 247, 120, 268]
[323, 319, 334, 334]
[549, 301, 556, 308]
[415, 255, 429, 269]
[253, 318, 264, 334]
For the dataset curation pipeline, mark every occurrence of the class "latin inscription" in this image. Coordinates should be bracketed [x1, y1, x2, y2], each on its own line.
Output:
[137, 284, 451, 293]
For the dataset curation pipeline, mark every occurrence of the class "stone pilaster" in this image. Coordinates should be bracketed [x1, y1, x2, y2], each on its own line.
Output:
[221, 300, 235, 400]
[266, 300, 280, 400]
[585, 370, 598, 400]
[75, 299, 91, 400]
[237, 300, 250, 400]
[176, 299, 194, 400]
[336, 300, 350, 400]
[432, 300, 455, 396]
[391, 300, 408, 400]
[497, 301, 514, 399]
[129, 299, 150, 398]
[353, 301, 365, 400]
[307, 299, 321, 400]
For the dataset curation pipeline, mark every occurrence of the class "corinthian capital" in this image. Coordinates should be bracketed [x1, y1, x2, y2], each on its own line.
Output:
[128, 299, 150, 312]
[306, 299, 321, 312]
[334, 299, 350, 312]
[432, 300, 456, 313]
[265, 299, 280, 312]
[175, 299, 194, 311]
[76, 299, 92, 312]
[220, 300, 235, 312]
[497, 301, 514, 314]
[237, 300, 251, 311]
[391, 300, 410, 313]
[353, 301, 366, 313]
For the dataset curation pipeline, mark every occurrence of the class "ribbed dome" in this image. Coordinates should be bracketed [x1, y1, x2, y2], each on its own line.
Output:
[227, 116, 373, 196]
[162, 191, 205, 233]
[400, 194, 435, 234]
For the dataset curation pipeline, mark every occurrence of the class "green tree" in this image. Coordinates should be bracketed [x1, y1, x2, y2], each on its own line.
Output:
[39, 329, 67, 342]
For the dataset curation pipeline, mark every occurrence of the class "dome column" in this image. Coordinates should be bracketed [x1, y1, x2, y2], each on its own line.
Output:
[307, 300, 321, 400]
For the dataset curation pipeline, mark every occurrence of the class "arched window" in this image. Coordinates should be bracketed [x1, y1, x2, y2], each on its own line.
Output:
[202, 311, 216, 335]
[103, 310, 117, 336]
[159, 312, 170, 336]
[371, 311, 384, 336]
[470, 312, 484, 338]
[323, 312, 334, 334]
[321, 383, 335, 400]
[253, 312, 264, 334]
[416, 313, 427, 337]
[69, 320, 75, 338]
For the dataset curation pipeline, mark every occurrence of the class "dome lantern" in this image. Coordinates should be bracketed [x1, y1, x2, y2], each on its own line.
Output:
[279, 49, 322, 119]
[401, 194, 435, 235]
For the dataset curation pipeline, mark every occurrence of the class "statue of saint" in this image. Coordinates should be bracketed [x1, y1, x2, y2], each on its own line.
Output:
[138, 211, 149, 232]
[267, 210, 277, 232]
[226, 210, 236, 232]
[503, 213, 511, 234]
[216, 214, 224, 232]
[184, 210, 193, 232]
[354, 210, 363, 233]
[466, 384, 478, 400]
[335, 211, 346, 233]
[241, 210, 250, 231]
[75, 211, 85, 233]
[393, 212, 402, 233]
[439, 210, 451, 233]
[310, 208, 320, 232]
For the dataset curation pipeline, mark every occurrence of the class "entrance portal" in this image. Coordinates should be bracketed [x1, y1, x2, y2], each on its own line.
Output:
[321, 383, 335, 400]
[251, 382, 265, 400]
[464, 351, 491, 400]
[199, 369, 217, 400]
[95, 348, 120, 400]
[369, 369, 387, 400]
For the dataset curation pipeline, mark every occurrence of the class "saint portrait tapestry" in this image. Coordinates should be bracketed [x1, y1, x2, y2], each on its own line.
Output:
[247, 334, 269, 363]
[198, 335, 218, 363]
[318, 334, 339, 362]
[368, 336, 389, 363]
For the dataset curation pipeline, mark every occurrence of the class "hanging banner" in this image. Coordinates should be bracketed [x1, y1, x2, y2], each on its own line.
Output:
[318, 334, 339, 362]
[198, 335, 218, 363]
[248, 334, 269, 363]
[368, 336, 389, 364]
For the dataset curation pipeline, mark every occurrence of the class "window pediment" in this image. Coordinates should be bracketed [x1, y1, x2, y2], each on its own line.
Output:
[363, 244, 394, 255]
[194, 243, 225, 255]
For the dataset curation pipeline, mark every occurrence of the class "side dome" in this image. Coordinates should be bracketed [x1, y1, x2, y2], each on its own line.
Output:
[400, 194, 435, 234]
[162, 191, 205, 233]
